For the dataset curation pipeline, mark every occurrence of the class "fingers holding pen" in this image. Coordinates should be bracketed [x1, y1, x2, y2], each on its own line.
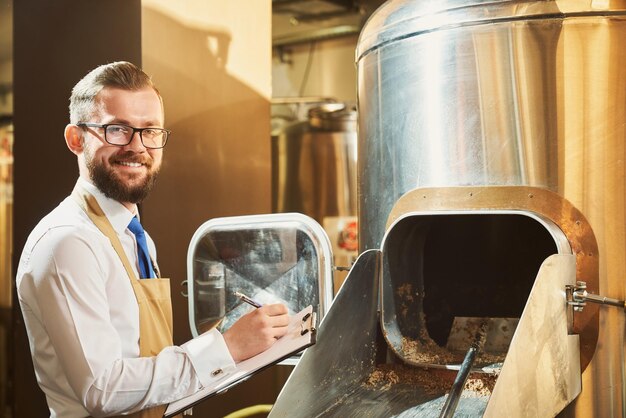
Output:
[234, 292, 289, 333]
[223, 302, 290, 361]
[266, 304, 290, 339]
[253, 303, 290, 337]
[260, 303, 290, 325]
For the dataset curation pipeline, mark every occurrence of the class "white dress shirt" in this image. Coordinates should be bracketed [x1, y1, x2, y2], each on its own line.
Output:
[16, 177, 236, 418]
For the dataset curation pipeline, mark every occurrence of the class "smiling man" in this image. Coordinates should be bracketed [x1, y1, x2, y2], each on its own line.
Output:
[16, 62, 289, 418]
[69, 76, 164, 208]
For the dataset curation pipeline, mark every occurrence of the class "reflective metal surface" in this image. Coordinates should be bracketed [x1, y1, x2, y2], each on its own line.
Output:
[272, 103, 357, 223]
[272, 103, 359, 292]
[484, 254, 581, 417]
[357, 1, 626, 250]
[385, 186, 598, 368]
[379, 211, 569, 369]
[269, 250, 381, 418]
[186, 213, 333, 336]
[356, 1, 626, 415]
[271, 249, 497, 417]
[376, 207, 581, 415]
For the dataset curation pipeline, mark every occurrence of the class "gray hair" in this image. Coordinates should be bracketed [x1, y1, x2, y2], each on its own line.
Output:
[69, 61, 162, 124]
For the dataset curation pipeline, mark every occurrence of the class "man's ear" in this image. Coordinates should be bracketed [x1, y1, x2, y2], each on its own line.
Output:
[65, 124, 84, 155]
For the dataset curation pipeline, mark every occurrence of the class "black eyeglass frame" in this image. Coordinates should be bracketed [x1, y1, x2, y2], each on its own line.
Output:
[77, 122, 171, 149]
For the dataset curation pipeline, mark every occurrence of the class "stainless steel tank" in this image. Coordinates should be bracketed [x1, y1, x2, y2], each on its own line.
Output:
[272, 102, 357, 223]
[355, 0, 626, 416]
[272, 103, 359, 291]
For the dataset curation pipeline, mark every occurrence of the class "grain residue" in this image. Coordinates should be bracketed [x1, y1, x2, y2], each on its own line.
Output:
[396, 283, 418, 302]
[402, 336, 459, 364]
[363, 363, 498, 398]
[396, 282, 421, 319]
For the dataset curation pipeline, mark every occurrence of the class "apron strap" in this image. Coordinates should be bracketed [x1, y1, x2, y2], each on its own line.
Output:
[71, 188, 141, 282]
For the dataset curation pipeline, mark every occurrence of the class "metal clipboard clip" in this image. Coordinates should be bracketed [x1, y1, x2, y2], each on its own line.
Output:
[300, 311, 317, 336]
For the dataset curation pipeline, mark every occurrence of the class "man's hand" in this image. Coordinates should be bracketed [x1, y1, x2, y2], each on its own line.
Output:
[222, 303, 290, 362]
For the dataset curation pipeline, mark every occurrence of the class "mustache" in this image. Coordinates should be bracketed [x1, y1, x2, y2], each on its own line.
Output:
[110, 151, 152, 167]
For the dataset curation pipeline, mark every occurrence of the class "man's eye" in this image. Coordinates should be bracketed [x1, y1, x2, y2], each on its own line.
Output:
[108, 125, 129, 134]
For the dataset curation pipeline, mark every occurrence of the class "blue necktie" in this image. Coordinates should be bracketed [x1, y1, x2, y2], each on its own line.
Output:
[128, 216, 156, 279]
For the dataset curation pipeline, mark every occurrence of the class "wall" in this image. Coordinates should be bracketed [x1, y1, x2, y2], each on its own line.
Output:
[141, 1, 293, 416]
[12, 1, 142, 416]
[272, 35, 359, 103]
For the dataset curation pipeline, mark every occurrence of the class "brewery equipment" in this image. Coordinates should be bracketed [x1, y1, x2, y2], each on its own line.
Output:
[272, 102, 357, 224]
[267, 0, 626, 416]
[272, 102, 358, 292]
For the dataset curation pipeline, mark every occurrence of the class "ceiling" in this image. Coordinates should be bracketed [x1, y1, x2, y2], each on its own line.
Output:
[272, 0, 385, 47]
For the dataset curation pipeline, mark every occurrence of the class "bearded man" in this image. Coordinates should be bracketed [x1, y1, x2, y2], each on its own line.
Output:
[16, 62, 289, 418]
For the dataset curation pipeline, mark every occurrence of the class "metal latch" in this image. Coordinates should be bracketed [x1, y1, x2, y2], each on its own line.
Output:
[566, 281, 626, 312]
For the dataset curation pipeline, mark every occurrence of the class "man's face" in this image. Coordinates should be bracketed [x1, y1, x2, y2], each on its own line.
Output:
[81, 86, 164, 205]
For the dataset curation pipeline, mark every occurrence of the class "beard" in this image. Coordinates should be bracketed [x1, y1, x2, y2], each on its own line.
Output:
[86, 150, 160, 204]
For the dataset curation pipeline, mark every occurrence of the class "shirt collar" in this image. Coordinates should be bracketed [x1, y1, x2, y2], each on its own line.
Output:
[77, 177, 138, 234]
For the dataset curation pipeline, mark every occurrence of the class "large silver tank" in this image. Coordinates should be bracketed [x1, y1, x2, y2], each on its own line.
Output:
[356, 0, 626, 416]
[272, 103, 358, 291]
[272, 102, 357, 223]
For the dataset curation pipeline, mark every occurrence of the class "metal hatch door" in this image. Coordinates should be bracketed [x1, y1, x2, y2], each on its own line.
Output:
[186, 213, 334, 341]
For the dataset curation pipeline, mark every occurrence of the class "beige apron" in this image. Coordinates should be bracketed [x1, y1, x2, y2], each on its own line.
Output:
[72, 185, 177, 418]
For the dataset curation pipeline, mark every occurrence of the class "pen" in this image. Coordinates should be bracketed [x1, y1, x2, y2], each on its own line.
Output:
[234, 291, 262, 308]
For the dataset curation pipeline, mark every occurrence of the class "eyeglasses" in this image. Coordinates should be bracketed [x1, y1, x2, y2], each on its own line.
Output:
[77, 123, 170, 149]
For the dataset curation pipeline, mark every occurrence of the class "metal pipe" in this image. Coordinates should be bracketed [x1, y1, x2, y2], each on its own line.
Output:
[439, 344, 479, 418]
[272, 25, 361, 47]
[271, 96, 337, 105]
[575, 290, 626, 310]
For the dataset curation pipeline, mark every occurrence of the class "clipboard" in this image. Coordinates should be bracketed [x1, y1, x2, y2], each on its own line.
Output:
[164, 305, 317, 418]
